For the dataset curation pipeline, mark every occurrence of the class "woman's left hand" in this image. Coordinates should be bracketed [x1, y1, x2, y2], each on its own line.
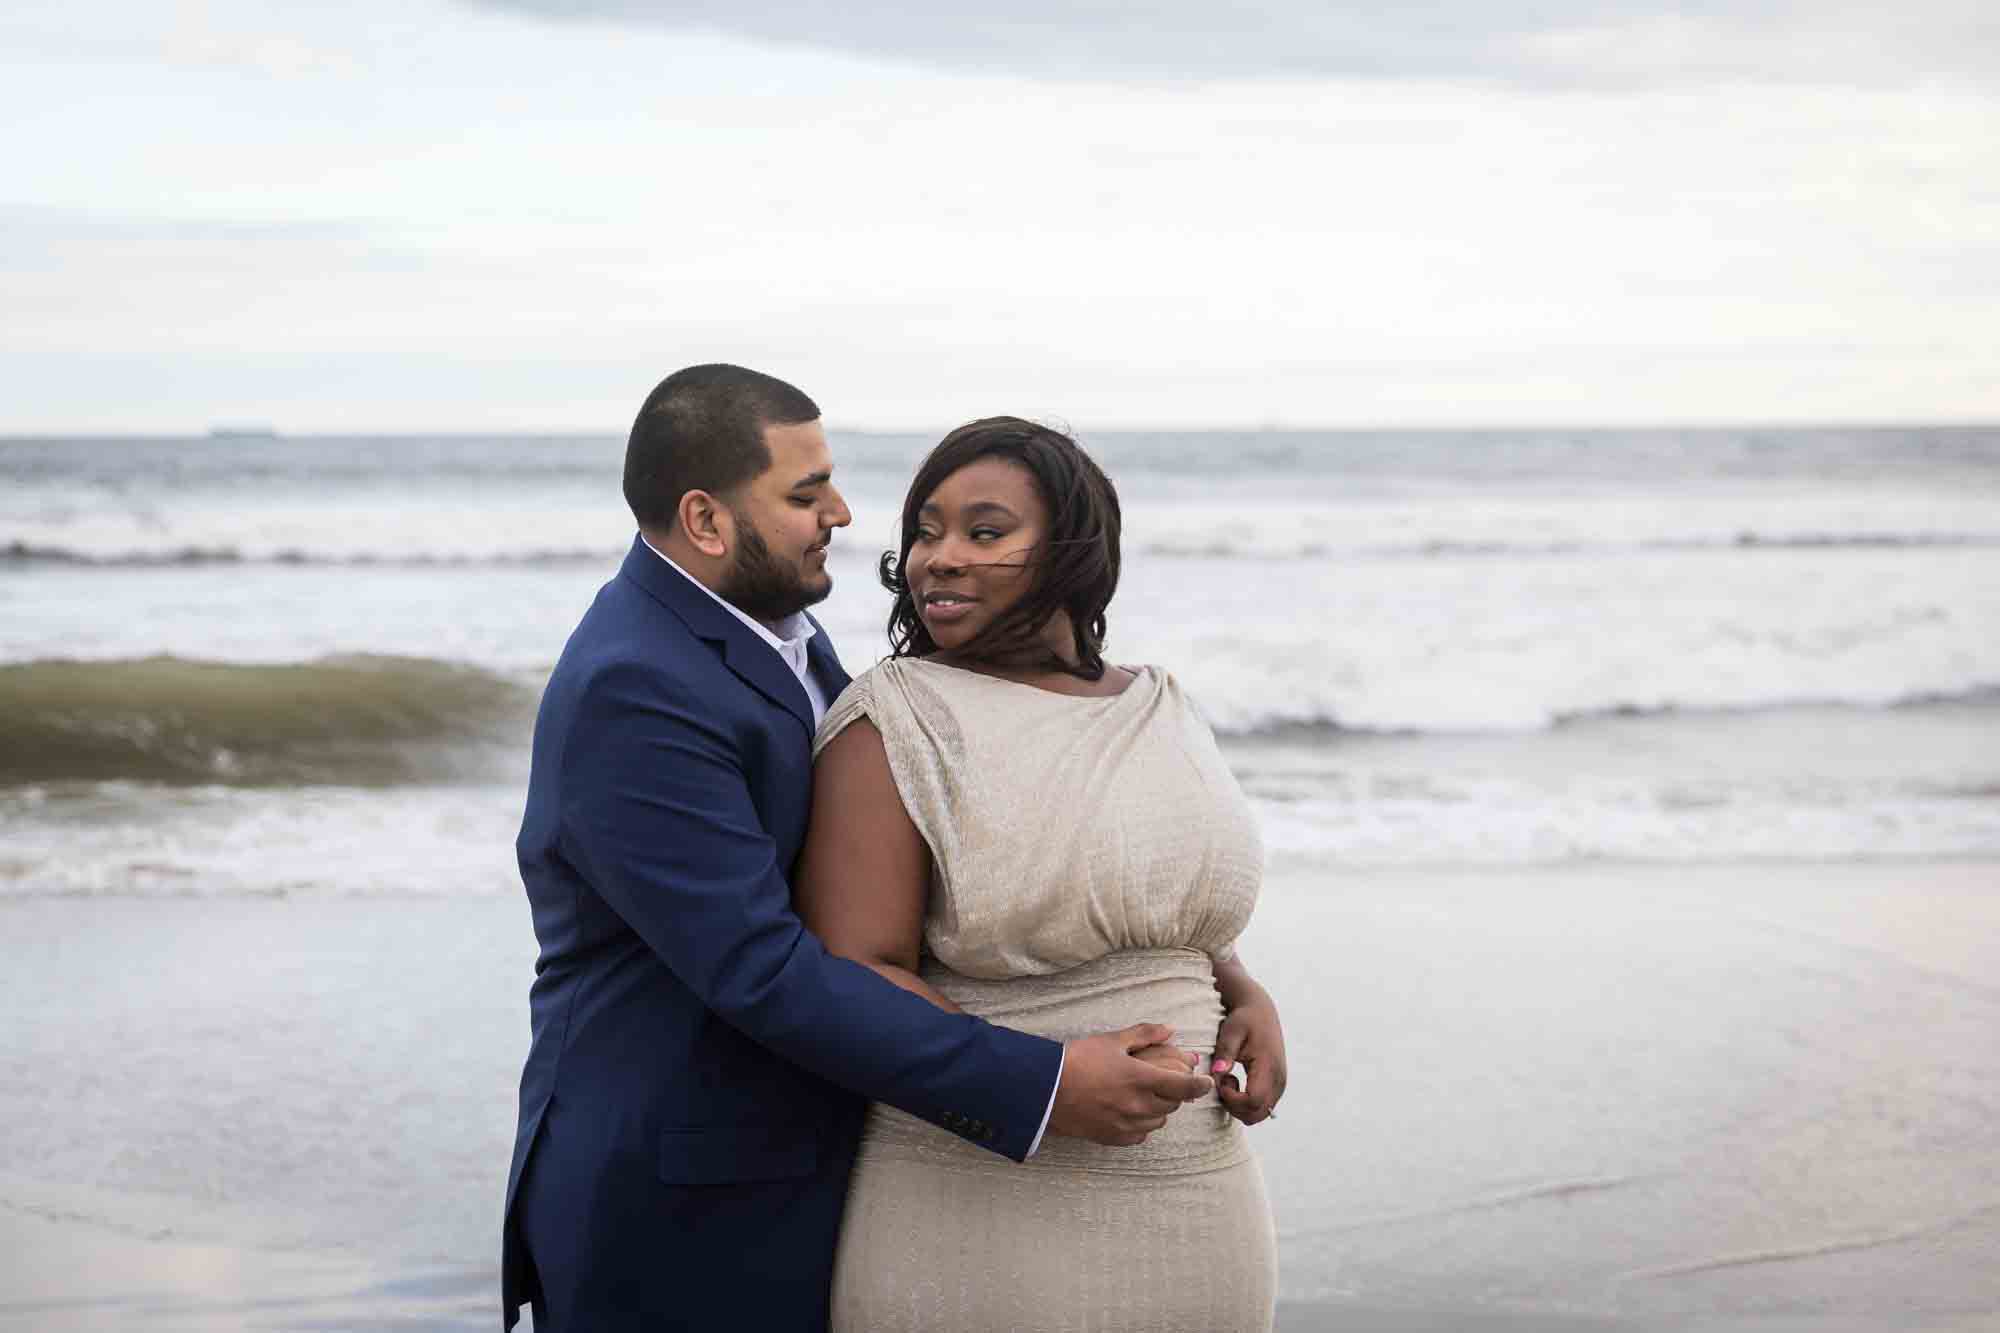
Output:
[1210, 995, 1287, 1126]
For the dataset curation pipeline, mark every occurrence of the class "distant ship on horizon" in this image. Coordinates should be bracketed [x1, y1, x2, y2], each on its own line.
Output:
[207, 425, 280, 439]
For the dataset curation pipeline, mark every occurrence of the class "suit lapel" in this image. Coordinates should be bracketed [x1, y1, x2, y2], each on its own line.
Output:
[717, 635, 815, 735]
[805, 614, 852, 704]
[618, 535, 816, 735]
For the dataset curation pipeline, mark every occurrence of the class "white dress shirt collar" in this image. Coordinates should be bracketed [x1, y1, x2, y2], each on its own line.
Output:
[639, 533, 828, 724]
[640, 533, 818, 659]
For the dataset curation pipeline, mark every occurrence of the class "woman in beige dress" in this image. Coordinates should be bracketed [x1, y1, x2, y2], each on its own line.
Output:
[796, 417, 1287, 1333]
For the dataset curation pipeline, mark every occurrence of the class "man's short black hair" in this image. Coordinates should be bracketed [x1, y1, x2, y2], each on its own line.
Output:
[622, 364, 821, 528]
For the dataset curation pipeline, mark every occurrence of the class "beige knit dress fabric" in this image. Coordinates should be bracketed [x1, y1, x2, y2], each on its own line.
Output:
[813, 657, 1277, 1333]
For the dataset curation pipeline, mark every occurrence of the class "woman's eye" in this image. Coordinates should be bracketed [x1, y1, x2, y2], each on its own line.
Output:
[913, 529, 939, 543]
[971, 528, 1002, 541]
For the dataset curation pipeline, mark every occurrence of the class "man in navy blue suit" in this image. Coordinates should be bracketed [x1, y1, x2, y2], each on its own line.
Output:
[503, 365, 1211, 1330]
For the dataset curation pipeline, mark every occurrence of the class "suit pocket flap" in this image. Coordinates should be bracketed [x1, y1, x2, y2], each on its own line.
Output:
[657, 1126, 818, 1185]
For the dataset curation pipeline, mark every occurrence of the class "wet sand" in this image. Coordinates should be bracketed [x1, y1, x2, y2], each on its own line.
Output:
[0, 1199, 490, 1331]
[5, 1193, 1993, 1333]
[1248, 856, 2000, 1330]
[2, 858, 1995, 1330]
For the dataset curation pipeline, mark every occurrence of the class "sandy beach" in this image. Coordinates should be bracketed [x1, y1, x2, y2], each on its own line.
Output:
[4, 856, 1994, 1331]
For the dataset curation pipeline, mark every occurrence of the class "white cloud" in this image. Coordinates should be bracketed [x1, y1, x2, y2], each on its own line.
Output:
[1, 2, 1995, 430]
[468, 0, 2000, 86]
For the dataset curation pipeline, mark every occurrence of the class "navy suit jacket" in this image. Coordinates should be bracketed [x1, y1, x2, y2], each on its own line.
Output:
[502, 537, 1063, 1330]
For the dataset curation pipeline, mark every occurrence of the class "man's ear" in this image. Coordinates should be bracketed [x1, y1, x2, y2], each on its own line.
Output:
[677, 489, 731, 560]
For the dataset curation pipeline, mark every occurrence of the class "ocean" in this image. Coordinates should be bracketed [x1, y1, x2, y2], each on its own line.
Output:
[3, 427, 1998, 1329]
[5, 427, 1998, 888]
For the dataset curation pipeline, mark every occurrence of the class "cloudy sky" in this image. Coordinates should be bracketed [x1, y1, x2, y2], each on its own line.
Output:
[3, 1, 1995, 432]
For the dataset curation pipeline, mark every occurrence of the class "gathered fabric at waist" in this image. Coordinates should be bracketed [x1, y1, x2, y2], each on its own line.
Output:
[860, 948, 1247, 1177]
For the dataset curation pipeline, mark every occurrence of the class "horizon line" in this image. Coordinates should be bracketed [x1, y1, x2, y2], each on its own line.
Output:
[5, 417, 1999, 441]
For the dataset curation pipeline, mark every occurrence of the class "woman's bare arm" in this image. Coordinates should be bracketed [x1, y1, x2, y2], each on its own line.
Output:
[1210, 952, 1288, 1125]
[796, 716, 1200, 1080]
[795, 718, 961, 1012]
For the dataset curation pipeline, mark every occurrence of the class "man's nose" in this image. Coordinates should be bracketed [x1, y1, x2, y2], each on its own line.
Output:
[824, 486, 853, 528]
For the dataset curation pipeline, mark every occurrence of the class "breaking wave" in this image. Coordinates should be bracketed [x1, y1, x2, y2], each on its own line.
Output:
[1131, 532, 2000, 562]
[1205, 684, 2000, 741]
[10, 531, 1998, 568]
[1, 541, 622, 569]
[0, 655, 534, 786]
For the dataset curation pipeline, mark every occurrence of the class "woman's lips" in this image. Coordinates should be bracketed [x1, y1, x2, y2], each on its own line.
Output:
[921, 593, 977, 624]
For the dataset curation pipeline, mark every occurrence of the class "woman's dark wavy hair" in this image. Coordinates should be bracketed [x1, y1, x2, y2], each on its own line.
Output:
[879, 417, 1122, 680]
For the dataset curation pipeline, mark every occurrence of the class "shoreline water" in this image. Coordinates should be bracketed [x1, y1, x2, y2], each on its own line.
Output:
[4, 683, 1995, 899]
[4, 858, 1993, 1331]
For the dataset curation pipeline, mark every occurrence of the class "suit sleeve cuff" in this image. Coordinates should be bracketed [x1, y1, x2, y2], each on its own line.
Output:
[1024, 1046, 1063, 1158]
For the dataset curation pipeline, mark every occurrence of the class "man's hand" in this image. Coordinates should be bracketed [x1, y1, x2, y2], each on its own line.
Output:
[1132, 1043, 1201, 1075]
[1048, 1023, 1213, 1147]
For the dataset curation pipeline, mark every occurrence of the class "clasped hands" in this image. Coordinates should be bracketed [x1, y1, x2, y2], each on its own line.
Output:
[1045, 992, 1288, 1147]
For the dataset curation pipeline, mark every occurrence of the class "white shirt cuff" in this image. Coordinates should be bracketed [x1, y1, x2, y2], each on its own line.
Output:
[1024, 1047, 1064, 1157]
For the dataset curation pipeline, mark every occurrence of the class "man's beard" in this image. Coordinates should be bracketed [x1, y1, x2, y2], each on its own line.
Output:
[718, 506, 829, 624]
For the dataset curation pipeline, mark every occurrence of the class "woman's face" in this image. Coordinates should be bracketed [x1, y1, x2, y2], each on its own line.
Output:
[905, 456, 1049, 655]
